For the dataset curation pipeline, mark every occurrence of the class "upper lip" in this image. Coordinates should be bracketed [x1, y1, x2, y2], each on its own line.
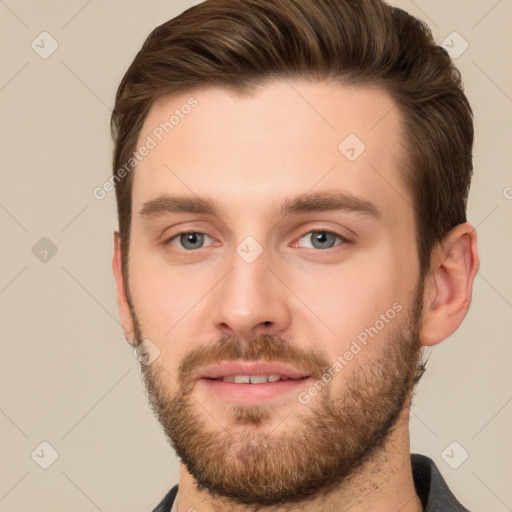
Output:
[196, 362, 312, 380]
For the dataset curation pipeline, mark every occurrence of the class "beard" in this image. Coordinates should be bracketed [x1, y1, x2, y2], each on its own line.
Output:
[130, 283, 426, 508]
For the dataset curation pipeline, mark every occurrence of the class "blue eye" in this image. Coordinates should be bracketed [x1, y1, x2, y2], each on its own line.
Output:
[164, 229, 349, 252]
[297, 230, 347, 250]
[167, 232, 213, 250]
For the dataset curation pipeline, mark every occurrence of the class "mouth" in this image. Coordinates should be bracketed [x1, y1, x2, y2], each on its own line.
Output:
[210, 374, 304, 383]
[196, 362, 313, 404]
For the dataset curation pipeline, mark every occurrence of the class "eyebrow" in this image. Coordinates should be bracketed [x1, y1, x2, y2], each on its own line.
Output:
[139, 190, 381, 220]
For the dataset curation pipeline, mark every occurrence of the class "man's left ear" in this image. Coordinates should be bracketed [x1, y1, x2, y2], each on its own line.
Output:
[420, 222, 480, 347]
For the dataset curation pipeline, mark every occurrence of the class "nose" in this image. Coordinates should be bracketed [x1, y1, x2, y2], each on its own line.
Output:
[211, 245, 292, 340]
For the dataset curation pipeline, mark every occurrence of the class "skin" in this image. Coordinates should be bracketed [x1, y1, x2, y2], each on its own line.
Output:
[112, 79, 479, 512]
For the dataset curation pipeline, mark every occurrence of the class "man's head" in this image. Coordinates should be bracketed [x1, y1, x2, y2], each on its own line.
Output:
[110, 0, 479, 507]
[111, 0, 474, 284]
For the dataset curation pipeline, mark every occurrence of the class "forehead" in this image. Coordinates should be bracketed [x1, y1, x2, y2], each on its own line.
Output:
[132, 79, 411, 223]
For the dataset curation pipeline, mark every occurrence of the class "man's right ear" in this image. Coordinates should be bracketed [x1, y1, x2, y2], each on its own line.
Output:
[112, 231, 136, 346]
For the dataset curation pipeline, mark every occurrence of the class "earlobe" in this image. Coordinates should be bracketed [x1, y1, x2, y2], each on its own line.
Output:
[419, 223, 479, 347]
[112, 231, 136, 346]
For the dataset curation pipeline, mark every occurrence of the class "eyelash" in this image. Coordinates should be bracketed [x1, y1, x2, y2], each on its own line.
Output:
[163, 229, 351, 251]
[295, 229, 351, 249]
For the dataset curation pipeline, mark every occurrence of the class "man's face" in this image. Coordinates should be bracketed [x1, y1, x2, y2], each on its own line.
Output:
[121, 79, 425, 505]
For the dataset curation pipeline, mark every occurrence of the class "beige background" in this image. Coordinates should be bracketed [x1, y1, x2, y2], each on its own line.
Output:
[1, 0, 511, 511]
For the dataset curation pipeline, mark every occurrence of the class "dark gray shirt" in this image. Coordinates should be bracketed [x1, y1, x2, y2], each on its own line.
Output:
[151, 453, 470, 511]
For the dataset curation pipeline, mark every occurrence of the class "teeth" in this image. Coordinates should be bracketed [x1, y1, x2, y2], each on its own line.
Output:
[221, 374, 286, 384]
[250, 375, 267, 384]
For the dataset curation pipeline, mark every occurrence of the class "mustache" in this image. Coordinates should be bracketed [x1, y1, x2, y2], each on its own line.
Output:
[176, 333, 331, 392]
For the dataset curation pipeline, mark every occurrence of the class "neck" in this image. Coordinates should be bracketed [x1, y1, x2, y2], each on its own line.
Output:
[175, 406, 422, 512]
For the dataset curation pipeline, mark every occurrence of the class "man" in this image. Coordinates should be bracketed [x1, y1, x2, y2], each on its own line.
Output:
[110, 0, 479, 510]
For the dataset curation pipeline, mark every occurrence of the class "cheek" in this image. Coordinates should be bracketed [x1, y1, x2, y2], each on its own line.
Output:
[288, 249, 414, 356]
[128, 260, 206, 385]
[127, 226, 242, 380]
[127, 241, 222, 343]
[130, 270, 195, 334]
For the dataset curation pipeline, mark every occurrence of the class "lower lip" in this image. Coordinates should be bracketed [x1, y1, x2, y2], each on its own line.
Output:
[199, 377, 313, 404]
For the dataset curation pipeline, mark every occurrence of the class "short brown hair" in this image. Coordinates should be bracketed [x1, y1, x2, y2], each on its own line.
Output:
[111, 0, 473, 283]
